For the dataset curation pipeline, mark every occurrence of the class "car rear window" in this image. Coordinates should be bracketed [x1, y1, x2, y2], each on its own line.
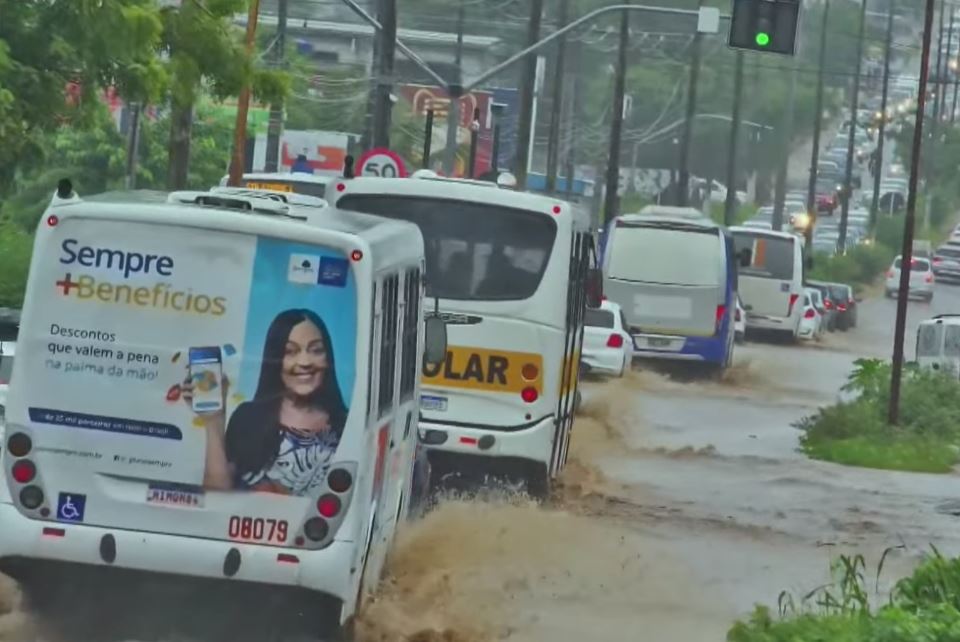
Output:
[585, 309, 615, 328]
[894, 258, 931, 271]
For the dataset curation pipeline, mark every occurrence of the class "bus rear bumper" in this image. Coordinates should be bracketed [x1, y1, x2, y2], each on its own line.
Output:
[0, 502, 356, 609]
[418, 415, 555, 466]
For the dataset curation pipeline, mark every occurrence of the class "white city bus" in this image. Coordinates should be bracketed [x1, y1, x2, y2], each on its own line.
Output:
[331, 175, 597, 496]
[0, 183, 444, 635]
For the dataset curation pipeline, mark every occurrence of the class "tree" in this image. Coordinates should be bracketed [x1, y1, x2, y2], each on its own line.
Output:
[0, 0, 166, 191]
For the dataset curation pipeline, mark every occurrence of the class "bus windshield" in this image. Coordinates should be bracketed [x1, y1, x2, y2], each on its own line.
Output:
[607, 225, 723, 287]
[733, 232, 795, 280]
[337, 195, 557, 301]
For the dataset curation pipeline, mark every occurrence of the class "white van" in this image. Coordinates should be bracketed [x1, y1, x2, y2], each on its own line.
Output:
[0, 184, 444, 635]
[729, 227, 805, 340]
[916, 315, 960, 377]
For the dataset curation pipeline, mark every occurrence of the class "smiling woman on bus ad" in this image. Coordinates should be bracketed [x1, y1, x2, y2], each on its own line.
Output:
[182, 309, 349, 496]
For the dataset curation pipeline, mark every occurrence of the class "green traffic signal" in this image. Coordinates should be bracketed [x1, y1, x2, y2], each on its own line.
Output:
[755, 32, 770, 47]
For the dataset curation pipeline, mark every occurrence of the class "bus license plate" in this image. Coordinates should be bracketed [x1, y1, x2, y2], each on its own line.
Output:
[227, 516, 289, 544]
[420, 395, 448, 412]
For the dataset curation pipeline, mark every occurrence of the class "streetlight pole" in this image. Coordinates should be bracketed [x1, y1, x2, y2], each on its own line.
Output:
[724, 51, 745, 226]
[890, 0, 937, 426]
[546, 0, 570, 194]
[805, 0, 830, 247]
[677, 19, 703, 207]
[840, 0, 867, 254]
[604, 5, 630, 225]
[870, 5, 895, 228]
[934, 0, 946, 123]
[514, 0, 544, 188]
[265, 0, 288, 172]
[772, 65, 797, 232]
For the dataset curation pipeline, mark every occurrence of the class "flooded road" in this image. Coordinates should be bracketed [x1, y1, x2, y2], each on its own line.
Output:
[3, 283, 960, 642]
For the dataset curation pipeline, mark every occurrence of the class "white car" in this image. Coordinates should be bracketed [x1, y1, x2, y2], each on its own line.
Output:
[582, 300, 633, 377]
[735, 296, 746, 344]
[885, 255, 935, 301]
[798, 289, 825, 341]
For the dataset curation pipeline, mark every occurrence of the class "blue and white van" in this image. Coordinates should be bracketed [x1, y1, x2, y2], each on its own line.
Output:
[601, 208, 738, 372]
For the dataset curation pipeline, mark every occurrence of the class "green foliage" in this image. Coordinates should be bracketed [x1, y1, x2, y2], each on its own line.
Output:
[796, 359, 960, 473]
[0, 223, 32, 309]
[729, 552, 960, 642]
[136, 107, 233, 190]
[808, 244, 895, 292]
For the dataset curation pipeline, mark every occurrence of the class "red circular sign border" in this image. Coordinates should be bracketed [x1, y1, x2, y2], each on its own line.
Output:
[356, 148, 408, 178]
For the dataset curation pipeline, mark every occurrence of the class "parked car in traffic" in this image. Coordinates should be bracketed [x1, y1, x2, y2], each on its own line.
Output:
[826, 283, 858, 330]
[582, 300, 634, 377]
[916, 314, 960, 378]
[798, 290, 825, 341]
[886, 255, 935, 301]
[933, 244, 960, 280]
[806, 281, 839, 331]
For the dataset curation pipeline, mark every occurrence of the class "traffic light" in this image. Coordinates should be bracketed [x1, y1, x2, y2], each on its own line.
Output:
[729, 0, 801, 56]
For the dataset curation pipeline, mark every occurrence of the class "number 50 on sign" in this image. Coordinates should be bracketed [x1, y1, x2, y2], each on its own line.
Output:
[356, 148, 408, 178]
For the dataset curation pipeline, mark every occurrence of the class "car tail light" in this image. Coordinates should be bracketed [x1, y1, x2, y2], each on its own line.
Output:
[316, 494, 341, 518]
[7, 433, 32, 458]
[303, 517, 329, 542]
[327, 468, 352, 493]
[824, 299, 833, 309]
[804, 308, 816, 319]
[887, 269, 895, 278]
[521, 387, 538, 403]
[11, 460, 36, 484]
[607, 334, 624, 348]
[838, 303, 847, 311]
[788, 294, 799, 316]
[935, 257, 943, 264]
[926, 272, 934, 283]
[735, 307, 741, 322]
[715, 305, 727, 334]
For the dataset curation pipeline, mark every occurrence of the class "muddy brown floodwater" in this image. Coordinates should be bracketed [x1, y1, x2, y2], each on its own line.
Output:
[6, 285, 960, 641]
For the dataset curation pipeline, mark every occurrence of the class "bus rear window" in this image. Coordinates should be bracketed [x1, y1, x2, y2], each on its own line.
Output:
[606, 225, 723, 286]
[733, 233, 795, 280]
[337, 195, 556, 301]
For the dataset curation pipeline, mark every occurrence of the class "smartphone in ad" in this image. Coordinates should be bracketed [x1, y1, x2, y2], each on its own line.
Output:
[188, 347, 223, 414]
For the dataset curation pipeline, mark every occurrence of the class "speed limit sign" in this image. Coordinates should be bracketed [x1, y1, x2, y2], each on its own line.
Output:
[356, 148, 408, 179]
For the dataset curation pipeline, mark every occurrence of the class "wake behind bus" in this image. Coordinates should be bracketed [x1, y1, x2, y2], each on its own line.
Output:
[0, 183, 445, 639]
[331, 174, 598, 497]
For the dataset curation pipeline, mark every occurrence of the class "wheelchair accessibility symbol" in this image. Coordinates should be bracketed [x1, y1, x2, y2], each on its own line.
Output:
[57, 493, 86, 523]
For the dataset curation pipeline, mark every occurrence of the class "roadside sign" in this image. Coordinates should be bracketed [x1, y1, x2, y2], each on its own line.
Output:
[356, 148, 408, 179]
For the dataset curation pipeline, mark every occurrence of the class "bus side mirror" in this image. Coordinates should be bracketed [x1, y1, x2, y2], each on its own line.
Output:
[586, 268, 603, 309]
[423, 315, 448, 366]
[738, 248, 751, 268]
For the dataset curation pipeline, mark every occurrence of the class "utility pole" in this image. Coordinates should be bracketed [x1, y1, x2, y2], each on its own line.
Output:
[264, 0, 288, 172]
[125, 103, 142, 190]
[724, 51, 745, 226]
[372, 0, 397, 149]
[942, 10, 955, 117]
[934, 0, 945, 124]
[514, 0, 545, 188]
[546, 0, 570, 193]
[772, 65, 797, 232]
[228, 0, 261, 186]
[870, 5, 894, 228]
[890, 0, 936, 426]
[805, 0, 830, 246]
[839, 0, 867, 254]
[677, 22, 702, 207]
[443, 0, 466, 175]
[604, 5, 630, 225]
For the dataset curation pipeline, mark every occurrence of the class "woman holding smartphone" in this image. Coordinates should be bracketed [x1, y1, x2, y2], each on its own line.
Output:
[182, 308, 349, 495]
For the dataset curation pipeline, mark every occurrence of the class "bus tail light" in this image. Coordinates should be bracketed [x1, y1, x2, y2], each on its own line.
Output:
[316, 494, 341, 518]
[607, 334, 624, 348]
[521, 387, 539, 403]
[714, 305, 727, 334]
[303, 518, 329, 542]
[804, 308, 816, 319]
[7, 433, 32, 458]
[19, 486, 44, 509]
[787, 294, 799, 316]
[521, 363, 539, 381]
[327, 468, 352, 493]
[11, 460, 36, 484]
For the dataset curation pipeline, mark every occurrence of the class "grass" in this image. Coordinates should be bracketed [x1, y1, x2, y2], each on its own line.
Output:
[802, 434, 958, 474]
[796, 359, 960, 473]
[728, 551, 960, 642]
